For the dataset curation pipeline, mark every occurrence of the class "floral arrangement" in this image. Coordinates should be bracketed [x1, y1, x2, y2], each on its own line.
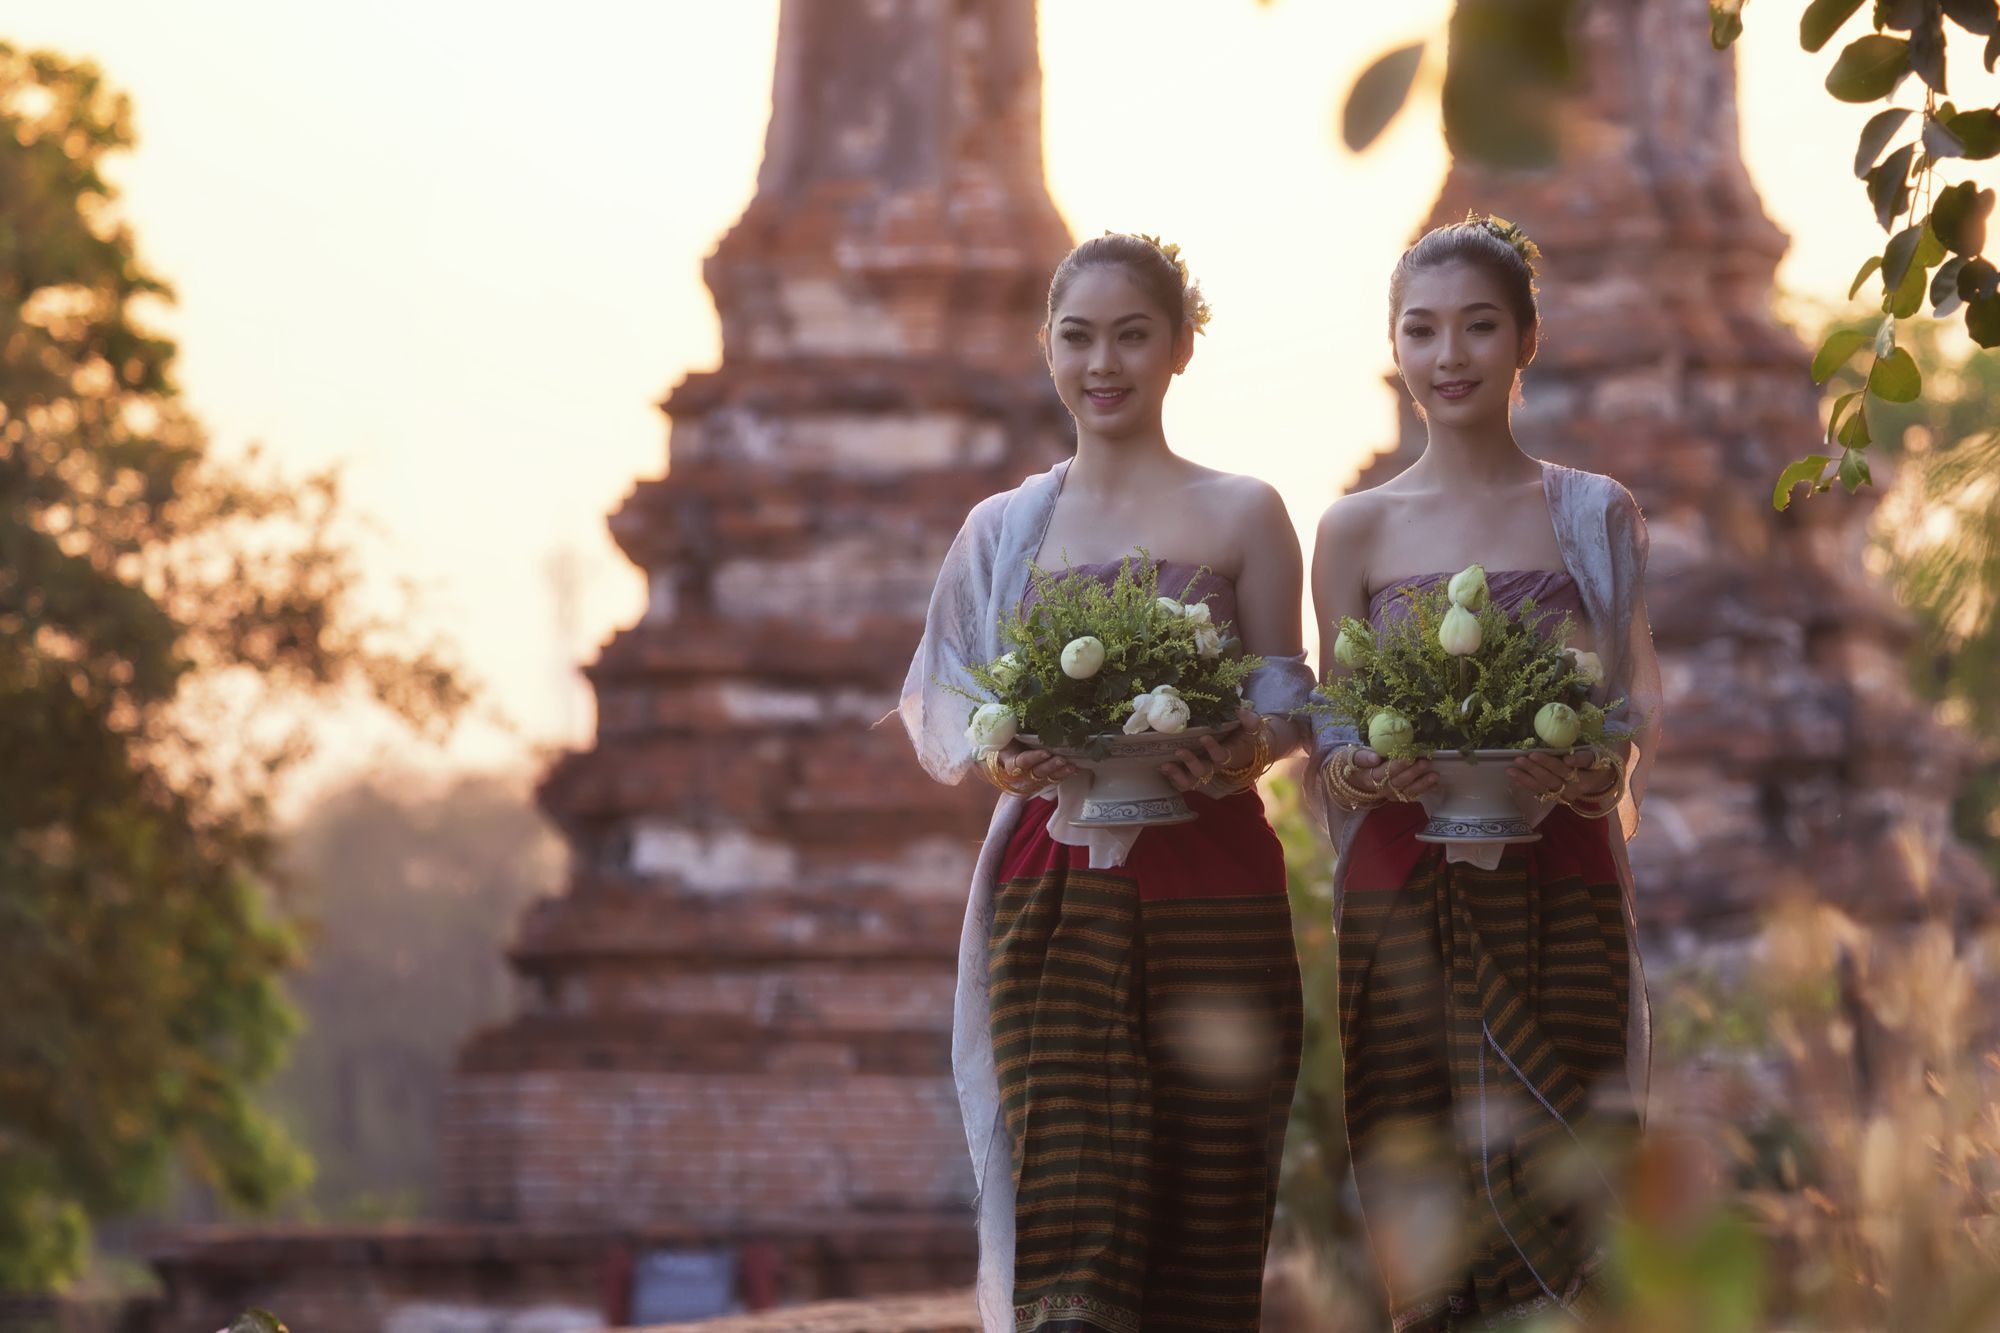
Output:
[1313, 563, 1622, 757]
[955, 555, 1263, 755]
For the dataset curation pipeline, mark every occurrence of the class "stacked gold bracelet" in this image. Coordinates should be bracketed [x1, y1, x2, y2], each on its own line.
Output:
[1212, 719, 1274, 788]
[980, 750, 1045, 796]
[1321, 746, 1387, 812]
[1566, 746, 1627, 819]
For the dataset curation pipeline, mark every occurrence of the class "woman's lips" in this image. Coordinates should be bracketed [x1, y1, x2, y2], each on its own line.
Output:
[1085, 387, 1132, 409]
[1433, 380, 1479, 402]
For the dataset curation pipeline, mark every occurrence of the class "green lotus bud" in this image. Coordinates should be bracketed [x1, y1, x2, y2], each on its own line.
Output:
[1367, 709, 1414, 757]
[1534, 701, 1580, 750]
[1333, 622, 1373, 669]
[1438, 604, 1483, 657]
[1447, 563, 1490, 611]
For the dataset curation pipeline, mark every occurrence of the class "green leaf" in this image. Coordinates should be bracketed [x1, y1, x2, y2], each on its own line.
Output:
[1825, 389, 1864, 440]
[1837, 447, 1873, 492]
[1909, 7, 1947, 91]
[1933, 255, 1969, 313]
[1811, 328, 1871, 382]
[1711, 3, 1745, 48]
[1826, 35, 1911, 101]
[1989, 26, 2000, 71]
[1802, 0, 1868, 50]
[1932, 180, 1996, 254]
[1943, 0, 1998, 36]
[1882, 223, 1925, 289]
[1924, 114, 1969, 157]
[1947, 107, 2000, 158]
[1890, 252, 1929, 315]
[1773, 454, 1836, 510]
[1854, 107, 1914, 176]
[1958, 255, 2000, 300]
[1849, 254, 1885, 298]
[1968, 291, 2000, 345]
[1342, 42, 1426, 152]
[1866, 142, 1917, 230]
[1839, 398, 1875, 446]
[1868, 346, 1923, 401]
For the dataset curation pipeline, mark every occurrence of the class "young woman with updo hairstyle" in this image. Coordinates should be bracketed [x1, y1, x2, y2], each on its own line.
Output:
[1308, 215, 1662, 1331]
[903, 233, 1315, 1333]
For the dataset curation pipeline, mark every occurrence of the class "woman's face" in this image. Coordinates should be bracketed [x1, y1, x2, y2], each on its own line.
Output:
[1391, 262, 1535, 428]
[1044, 265, 1190, 440]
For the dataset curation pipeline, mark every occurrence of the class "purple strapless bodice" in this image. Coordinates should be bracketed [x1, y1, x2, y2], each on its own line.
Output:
[1023, 558, 1238, 626]
[1367, 568, 1581, 636]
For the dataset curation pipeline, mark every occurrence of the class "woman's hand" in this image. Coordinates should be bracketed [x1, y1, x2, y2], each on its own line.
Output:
[1161, 707, 1262, 792]
[1507, 748, 1614, 804]
[1351, 746, 1436, 802]
[997, 742, 1078, 788]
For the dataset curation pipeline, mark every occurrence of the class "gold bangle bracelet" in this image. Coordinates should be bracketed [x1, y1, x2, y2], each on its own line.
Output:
[981, 750, 1044, 796]
[1322, 747, 1385, 812]
[1214, 720, 1273, 787]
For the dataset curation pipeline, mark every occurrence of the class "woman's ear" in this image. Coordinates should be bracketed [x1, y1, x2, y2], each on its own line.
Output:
[1173, 319, 1196, 375]
[1518, 323, 1540, 370]
[1038, 323, 1053, 371]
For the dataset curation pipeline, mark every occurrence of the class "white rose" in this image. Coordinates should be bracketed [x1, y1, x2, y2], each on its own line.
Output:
[965, 702, 1018, 754]
[1146, 688, 1192, 734]
[1155, 596, 1185, 617]
[1563, 647, 1604, 687]
[1123, 693, 1155, 734]
[989, 652, 1025, 690]
[1193, 625, 1223, 658]
[1060, 635, 1106, 679]
[1438, 604, 1483, 657]
[1181, 601, 1213, 626]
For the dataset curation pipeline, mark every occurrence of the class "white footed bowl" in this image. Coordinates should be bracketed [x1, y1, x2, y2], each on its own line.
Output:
[1020, 724, 1236, 828]
[1412, 748, 1553, 845]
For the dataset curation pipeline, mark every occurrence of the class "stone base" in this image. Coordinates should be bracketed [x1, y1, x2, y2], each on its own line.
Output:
[144, 1217, 976, 1333]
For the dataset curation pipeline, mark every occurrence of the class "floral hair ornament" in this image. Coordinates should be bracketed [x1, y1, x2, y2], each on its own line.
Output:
[1463, 210, 1543, 279]
[1130, 231, 1214, 335]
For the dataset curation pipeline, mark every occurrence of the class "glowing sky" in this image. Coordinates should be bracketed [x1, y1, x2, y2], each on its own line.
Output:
[4, 2, 1921, 788]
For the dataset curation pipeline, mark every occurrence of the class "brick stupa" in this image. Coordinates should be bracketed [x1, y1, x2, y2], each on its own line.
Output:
[1351, 0, 1991, 944]
[441, 0, 1072, 1282]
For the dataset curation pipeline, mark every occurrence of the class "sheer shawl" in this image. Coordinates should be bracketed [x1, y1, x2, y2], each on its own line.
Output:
[1305, 460, 1662, 1102]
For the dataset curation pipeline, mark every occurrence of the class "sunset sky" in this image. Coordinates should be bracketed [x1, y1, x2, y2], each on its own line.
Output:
[5, 2, 1928, 793]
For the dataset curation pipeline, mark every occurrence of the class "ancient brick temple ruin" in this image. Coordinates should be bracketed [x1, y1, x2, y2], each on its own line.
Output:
[439, 0, 1071, 1307]
[1353, 0, 1991, 948]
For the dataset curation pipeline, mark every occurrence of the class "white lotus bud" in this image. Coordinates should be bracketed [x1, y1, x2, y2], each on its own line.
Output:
[1534, 701, 1581, 750]
[1562, 647, 1604, 687]
[1367, 710, 1414, 756]
[1060, 635, 1106, 679]
[965, 703, 1018, 754]
[1438, 604, 1483, 657]
[989, 652, 1025, 690]
[1123, 693, 1155, 734]
[1447, 563, 1490, 611]
[1146, 688, 1192, 734]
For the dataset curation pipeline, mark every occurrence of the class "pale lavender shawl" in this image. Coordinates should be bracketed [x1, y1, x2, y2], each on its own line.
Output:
[898, 457, 1315, 1332]
[1306, 460, 1662, 1106]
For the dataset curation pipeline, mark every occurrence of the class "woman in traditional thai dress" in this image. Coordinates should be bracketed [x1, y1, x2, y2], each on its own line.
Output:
[902, 234, 1315, 1333]
[1308, 217, 1661, 1330]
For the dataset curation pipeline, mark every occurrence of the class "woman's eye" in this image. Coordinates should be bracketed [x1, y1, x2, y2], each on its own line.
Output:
[1119, 330, 1146, 343]
[1063, 332, 1088, 345]
[1403, 325, 1432, 338]
[1470, 321, 1496, 332]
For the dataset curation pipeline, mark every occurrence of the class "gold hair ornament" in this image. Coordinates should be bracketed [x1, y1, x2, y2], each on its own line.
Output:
[1129, 231, 1214, 334]
[1462, 211, 1543, 278]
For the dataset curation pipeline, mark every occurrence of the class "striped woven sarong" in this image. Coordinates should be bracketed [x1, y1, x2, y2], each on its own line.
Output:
[1338, 804, 1634, 1332]
[990, 791, 1303, 1333]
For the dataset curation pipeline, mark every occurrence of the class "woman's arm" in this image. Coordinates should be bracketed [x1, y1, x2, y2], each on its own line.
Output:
[1162, 479, 1305, 790]
[1312, 493, 1436, 806]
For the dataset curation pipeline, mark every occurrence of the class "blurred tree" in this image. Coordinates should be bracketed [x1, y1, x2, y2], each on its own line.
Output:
[0, 45, 465, 1289]
[267, 773, 559, 1221]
